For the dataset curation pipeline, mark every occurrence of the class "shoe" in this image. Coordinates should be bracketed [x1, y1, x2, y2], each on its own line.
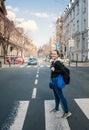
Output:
[50, 108, 59, 112]
[61, 112, 72, 118]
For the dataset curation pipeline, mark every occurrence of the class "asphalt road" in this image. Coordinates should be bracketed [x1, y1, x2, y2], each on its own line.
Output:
[0, 61, 89, 130]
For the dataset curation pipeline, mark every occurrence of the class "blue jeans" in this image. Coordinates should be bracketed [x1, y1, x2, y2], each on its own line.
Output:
[51, 77, 68, 113]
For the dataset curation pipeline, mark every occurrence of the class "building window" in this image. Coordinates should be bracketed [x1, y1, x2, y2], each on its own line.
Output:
[82, 38, 85, 50]
[76, 2, 79, 15]
[73, 23, 75, 33]
[83, 0, 86, 13]
[76, 54, 78, 61]
[76, 42, 79, 49]
[77, 20, 79, 32]
[70, 12, 72, 21]
[83, 19, 86, 31]
[73, 7, 75, 19]
[76, 38, 80, 49]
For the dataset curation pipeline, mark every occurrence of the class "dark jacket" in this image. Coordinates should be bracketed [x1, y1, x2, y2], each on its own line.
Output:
[50, 60, 64, 78]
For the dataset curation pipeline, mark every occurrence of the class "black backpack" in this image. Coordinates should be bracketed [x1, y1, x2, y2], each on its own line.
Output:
[61, 65, 70, 85]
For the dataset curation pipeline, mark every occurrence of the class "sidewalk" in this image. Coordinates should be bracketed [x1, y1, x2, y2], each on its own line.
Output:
[0, 63, 20, 68]
[66, 61, 89, 67]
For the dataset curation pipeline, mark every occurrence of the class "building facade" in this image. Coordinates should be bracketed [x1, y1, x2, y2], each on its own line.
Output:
[0, 0, 7, 62]
[56, 17, 66, 58]
[62, 0, 89, 61]
[0, 0, 37, 63]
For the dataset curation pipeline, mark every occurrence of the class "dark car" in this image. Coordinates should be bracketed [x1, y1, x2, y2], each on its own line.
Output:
[28, 58, 37, 65]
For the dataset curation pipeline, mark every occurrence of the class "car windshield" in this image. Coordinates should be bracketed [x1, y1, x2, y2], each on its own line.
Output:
[29, 58, 37, 61]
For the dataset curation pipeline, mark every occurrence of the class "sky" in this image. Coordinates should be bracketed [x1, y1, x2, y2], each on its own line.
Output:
[5, 0, 70, 48]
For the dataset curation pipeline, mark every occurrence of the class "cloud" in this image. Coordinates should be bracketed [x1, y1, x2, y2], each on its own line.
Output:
[30, 12, 51, 18]
[6, 6, 39, 33]
[48, 24, 53, 28]
[6, 10, 16, 20]
[18, 20, 38, 32]
[6, 5, 19, 12]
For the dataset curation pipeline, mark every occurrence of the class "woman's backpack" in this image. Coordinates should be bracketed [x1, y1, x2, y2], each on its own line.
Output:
[61, 65, 70, 85]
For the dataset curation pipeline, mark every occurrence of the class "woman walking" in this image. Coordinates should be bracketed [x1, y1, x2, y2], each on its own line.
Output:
[50, 50, 71, 118]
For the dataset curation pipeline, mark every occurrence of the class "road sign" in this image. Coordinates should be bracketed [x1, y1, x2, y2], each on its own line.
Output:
[56, 42, 60, 50]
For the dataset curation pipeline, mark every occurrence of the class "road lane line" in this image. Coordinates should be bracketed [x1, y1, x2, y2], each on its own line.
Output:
[32, 88, 37, 99]
[74, 98, 89, 119]
[1, 101, 29, 130]
[44, 100, 71, 130]
[36, 74, 39, 78]
[37, 71, 39, 74]
[34, 79, 38, 85]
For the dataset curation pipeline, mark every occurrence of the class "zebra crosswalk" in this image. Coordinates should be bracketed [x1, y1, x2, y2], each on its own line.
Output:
[1, 100, 70, 130]
[1, 99, 89, 130]
[19, 64, 50, 68]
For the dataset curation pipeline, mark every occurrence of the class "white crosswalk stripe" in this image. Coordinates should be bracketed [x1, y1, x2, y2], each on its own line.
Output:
[44, 100, 71, 130]
[1, 101, 29, 130]
[19, 64, 50, 68]
[74, 98, 89, 119]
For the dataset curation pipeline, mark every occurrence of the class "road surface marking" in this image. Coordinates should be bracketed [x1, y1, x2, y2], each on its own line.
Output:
[32, 65, 37, 68]
[36, 74, 39, 78]
[1, 101, 29, 130]
[37, 71, 39, 74]
[44, 100, 71, 130]
[40, 65, 44, 67]
[20, 65, 25, 68]
[32, 88, 37, 99]
[27, 65, 31, 68]
[34, 79, 38, 85]
[47, 65, 50, 67]
[74, 98, 89, 119]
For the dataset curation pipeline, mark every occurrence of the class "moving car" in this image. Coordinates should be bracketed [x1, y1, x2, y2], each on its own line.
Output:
[28, 58, 37, 65]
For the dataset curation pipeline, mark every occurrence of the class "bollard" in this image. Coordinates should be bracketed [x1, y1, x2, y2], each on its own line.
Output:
[69, 61, 70, 67]
[0, 61, 2, 67]
[76, 61, 78, 67]
[9, 61, 11, 67]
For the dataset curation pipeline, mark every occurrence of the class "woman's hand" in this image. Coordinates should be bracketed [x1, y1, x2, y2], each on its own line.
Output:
[51, 67, 55, 71]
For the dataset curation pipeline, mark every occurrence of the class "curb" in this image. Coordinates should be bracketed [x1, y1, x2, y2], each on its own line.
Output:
[0, 64, 20, 69]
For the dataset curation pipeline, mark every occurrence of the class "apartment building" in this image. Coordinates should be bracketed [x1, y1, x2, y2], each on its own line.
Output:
[0, 0, 7, 61]
[56, 17, 65, 58]
[0, 0, 38, 63]
[62, 0, 89, 61]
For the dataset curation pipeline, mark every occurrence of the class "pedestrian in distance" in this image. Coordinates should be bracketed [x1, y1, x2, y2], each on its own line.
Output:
[8, 57, 11, 67]
[49, 50, 71, 118]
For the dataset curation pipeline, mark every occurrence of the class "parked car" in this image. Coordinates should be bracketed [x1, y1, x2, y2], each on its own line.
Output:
[28, 58, 37, 65]
[58, 58, 65, 63]
[65, 58, 70, 63]
[58, 58, 70, 63]
[6, 57, 12, 63]
[24, 57, 29, 63]
[15, 57, 24, 64]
